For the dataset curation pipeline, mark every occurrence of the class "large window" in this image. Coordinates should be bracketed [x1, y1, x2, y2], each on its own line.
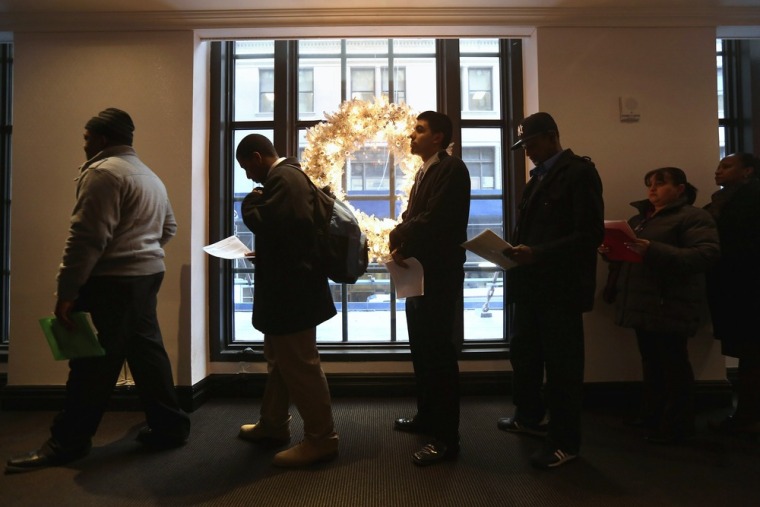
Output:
[718, 39, 727, 158]
[716, 38, 760, 157]
[381, 67, 406, 103]
[1, 43, 11, 353]
[467, 68, 493, 112]
[259, 69, 274, 114]
[209, 38, 524, 359]
[350, 68, 376, 101]
[299, 68, 314, 114]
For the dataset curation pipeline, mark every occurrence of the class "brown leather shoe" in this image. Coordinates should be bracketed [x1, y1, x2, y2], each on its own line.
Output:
[272, 433, 339, 467]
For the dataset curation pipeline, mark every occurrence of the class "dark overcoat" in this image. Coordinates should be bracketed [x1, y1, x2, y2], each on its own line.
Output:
[241, 158, 336, 335]
[505, 149, 604, 312]
[705, 178, 760, 356]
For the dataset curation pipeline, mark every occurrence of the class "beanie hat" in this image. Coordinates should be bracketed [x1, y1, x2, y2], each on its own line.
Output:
[85, 108, 134, 146]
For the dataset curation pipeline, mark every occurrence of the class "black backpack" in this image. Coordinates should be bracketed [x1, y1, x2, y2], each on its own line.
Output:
[296, 168, 369, 284]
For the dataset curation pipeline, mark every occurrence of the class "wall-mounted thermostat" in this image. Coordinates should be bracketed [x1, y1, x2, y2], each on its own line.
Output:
[619, 96, 641, 123]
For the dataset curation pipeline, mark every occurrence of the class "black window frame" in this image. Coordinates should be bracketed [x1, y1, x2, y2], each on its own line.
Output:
[717, 38, 760, 157]
[208, 38, 525, 362]
[1, 42, 12, 359]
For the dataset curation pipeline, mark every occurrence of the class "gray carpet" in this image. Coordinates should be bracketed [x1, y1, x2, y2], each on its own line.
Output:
[0, 396, 757, 507]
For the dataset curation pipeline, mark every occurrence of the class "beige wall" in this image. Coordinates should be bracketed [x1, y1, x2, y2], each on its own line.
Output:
[7, 30, 201, 385]
[6, 25, 728, 387]
[527, 26, 725, 382]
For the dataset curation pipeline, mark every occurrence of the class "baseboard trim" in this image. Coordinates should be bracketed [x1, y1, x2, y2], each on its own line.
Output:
[1, 372, 733, 413]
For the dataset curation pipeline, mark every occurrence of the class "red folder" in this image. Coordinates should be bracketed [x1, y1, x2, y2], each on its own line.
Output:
[602, 221, 642, 263]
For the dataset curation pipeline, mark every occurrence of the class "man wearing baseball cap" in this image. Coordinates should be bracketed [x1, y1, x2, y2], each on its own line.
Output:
[498, 112, 604, 469]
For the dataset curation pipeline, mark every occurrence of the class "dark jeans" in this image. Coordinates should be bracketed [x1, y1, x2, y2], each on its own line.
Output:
[510, 303, 585, 454]
[51, 273, 190, 449]
[635, 329, 695, 438]
[406, 270, 462, 447]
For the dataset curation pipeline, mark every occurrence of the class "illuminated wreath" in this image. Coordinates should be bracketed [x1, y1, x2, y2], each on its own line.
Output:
[301, 98, 420, 263]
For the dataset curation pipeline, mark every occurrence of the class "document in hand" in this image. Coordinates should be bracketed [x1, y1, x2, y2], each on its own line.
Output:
[461, 229, 517, 270]
[39, 312, 105, 360]
[384, 257, 424, 298]
[203, 235, 253, 259]
[603, 220, 642, 263]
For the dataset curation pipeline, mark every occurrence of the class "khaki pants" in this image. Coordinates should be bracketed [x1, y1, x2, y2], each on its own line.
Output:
[260, 327, 335, 441]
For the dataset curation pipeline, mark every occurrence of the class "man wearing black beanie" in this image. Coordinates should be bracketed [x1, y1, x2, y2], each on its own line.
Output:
[84, 107, 135, 146]
[6, 108, 190, 473]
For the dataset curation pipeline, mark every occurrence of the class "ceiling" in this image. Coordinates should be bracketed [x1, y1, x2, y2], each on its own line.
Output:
[2, 0, 760, 11]
[2, 0, 760, 35]
[0, 0, 760, 13]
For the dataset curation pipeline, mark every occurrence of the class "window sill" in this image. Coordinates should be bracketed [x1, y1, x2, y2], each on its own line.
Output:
[214, 341, 509, 362]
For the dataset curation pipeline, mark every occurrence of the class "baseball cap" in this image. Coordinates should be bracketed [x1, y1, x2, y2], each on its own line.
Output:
[510, 112, 559, 150]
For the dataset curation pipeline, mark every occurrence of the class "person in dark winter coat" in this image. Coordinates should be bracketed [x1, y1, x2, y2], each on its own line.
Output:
[497, 112, 604, 469]
[605, 167, 719, 444]
[236, 134, 339, 468]
[704, 153, 760, 434]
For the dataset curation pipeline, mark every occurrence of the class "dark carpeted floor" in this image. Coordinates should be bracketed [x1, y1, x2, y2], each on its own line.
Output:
[0, 396, 757, 507]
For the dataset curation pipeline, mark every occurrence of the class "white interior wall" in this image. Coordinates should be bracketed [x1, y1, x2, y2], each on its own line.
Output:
[8, 30, 197, 385]
[6, 24, 729, 387]
[527, 26, 726, 381]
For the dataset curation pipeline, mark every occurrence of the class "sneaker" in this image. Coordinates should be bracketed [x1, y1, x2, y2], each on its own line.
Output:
[411, 440, 460, 467]
[530, 447, 577, 469]
[497, 417, 548, 437]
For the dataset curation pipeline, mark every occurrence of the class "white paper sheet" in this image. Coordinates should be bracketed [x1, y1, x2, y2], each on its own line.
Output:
[461, 229, 516, 270]
[203, 235, 253, 259]
[384, 257, 424, 298]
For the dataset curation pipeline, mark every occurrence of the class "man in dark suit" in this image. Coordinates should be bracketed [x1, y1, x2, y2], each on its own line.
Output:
[498, 112, 603, 469]
[389, 111, 471, 466]
[236, 134, 339, 467]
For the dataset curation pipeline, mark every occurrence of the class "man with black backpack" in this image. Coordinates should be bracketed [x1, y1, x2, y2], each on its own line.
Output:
[389, 111, 471, 466]
[236, 134, 339, 467]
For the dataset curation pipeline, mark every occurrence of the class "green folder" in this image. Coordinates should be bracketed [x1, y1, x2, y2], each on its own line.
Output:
[38, 312, 106, 360]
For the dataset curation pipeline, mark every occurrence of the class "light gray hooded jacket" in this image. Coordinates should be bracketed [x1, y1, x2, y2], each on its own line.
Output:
[56, 146, 176, 300]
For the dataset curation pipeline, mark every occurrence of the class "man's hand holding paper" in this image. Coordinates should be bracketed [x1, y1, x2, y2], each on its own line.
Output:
[461, 229, 517, 269]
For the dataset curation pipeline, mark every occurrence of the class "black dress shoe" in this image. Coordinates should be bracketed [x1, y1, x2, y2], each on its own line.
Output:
[645, 430, 694, 445]
[412, 441, 459, 466]
[6, 440, 90, 474]
[136, 427, 188, 450]
[394, 417, 432, 434]
[497, 417, 548, 437]
[708, 416, 760, 435]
